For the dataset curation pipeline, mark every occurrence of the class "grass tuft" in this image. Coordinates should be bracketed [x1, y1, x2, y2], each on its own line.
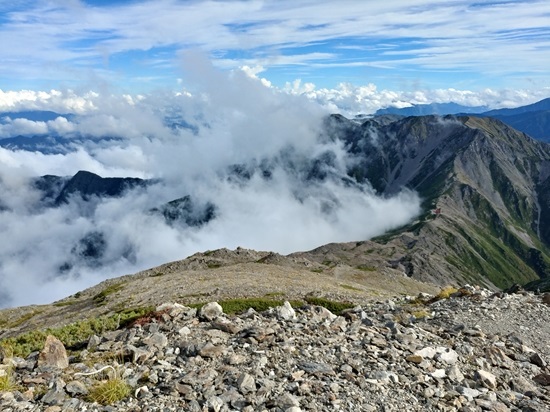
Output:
[434, 286, 459, 301]
[0, 368, 16, 392]
[0, 345, 17, 392]
[87, 377, 131, 405]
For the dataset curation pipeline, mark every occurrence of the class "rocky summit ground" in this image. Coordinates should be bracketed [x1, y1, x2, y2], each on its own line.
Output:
[1, 286, 550, 411]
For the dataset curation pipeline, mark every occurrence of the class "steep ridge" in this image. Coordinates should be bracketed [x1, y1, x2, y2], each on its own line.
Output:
[322, 114, 550, 291]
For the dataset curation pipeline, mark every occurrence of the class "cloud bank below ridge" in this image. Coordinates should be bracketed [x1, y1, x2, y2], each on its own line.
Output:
[0, 63, 422, 308]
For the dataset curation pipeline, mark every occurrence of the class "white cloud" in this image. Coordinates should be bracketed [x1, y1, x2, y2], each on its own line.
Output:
[0, 60, 424, 308]
[0, 1, 549, 90]
[0, 89, 97, 113]
[284, 81, 550, 115]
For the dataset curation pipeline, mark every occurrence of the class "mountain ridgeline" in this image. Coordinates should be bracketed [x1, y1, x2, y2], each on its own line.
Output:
[324, 114, 550, 292]
[23, 113, 550, 293]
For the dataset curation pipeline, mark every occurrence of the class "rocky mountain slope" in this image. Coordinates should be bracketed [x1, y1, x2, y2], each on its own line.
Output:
[1, 286, 549, 411]
[323, 114, 550, 292]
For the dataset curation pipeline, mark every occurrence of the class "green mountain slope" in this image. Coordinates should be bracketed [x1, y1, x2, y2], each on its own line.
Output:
[324, 114, 550, 291]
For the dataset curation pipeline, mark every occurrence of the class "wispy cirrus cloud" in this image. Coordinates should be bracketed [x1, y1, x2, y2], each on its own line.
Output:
[0, 0, 549, 91]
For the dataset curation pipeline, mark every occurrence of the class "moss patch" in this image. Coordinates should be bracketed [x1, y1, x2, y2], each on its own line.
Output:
[93, 282, 126, 305]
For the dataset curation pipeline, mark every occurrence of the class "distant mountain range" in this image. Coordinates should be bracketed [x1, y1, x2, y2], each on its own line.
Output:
[375, 102, 489, 116]
[375, 98, 550, 142]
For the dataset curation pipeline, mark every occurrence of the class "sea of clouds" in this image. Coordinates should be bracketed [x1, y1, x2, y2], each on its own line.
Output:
[0, 59, 471, 308]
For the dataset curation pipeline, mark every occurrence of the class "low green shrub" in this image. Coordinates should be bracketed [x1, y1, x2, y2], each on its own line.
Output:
[0, 306, 154, 358]
[93, 282, 126, 305]
[304, 297, 355, 315]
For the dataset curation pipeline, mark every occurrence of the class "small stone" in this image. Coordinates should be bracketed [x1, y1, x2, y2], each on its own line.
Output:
[291, 370, 305, 381]
[533, 373, 550, 386]
[406, 354, 423, 364]
[144, 332, 169, 348]
[211, 320, 241, 334]
[423, 387, 435, 398]
[237, 372, 256, 394]
[414, 347, 437, 359]
[485, 346, 513, 368]
[38, 335, 69, 369]
[439, 349, 459, 365]
[179, 326, 191, 336]
[447, 365, 465, 383]
[199, 342, 224, 358]
[475, 369, 497, 389]
[65, 381, 88, 396]
[187, 400, 202, 412]
[134, 385, 149, 399]
[311, 305, 337, 321]
[205, 395, 225, 412]
[430, 369, 446, 378]
[175, 382, 196, 400]
[459, 386, 481, 400]
[124, 344, 152, 364]
[298, 361, 333, 374]
[331, 316, 347, 331]
[277, 392, 300, 408]
[509, 375, 538, 393]
[200, 302, 224, 321]
[86, 335, 102, 351]
[226, 354, 246, 365]
[42, 381, 66, 406]
[529, 352, 547, 368]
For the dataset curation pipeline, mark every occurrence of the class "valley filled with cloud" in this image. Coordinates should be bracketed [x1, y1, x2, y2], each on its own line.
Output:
[0, 64, 424, 307]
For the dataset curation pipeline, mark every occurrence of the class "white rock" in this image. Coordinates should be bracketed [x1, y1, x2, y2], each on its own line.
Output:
[200, 302, 224, 321]
[439, 349, 459, 364]
[460, 387, 481, 400]
[475, 369, 497, 389]
[430, 369, 446, 378]
[178, 326, 191, 336]
[447, 365, 465, 383]
[276, 301, 296, 321]
[237, 373, 256, 394]
[414, 347, 437, 359]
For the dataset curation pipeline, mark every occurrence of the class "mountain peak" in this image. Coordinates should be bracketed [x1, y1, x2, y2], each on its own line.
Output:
[325, 113, 550, 291]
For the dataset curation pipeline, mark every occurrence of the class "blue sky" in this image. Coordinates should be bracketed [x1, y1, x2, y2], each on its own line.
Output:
[0, 0, 549, 109]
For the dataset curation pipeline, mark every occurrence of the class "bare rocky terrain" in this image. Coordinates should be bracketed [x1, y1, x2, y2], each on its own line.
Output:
[1, 249, 550, 411]
[1, 283, 549, 411]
